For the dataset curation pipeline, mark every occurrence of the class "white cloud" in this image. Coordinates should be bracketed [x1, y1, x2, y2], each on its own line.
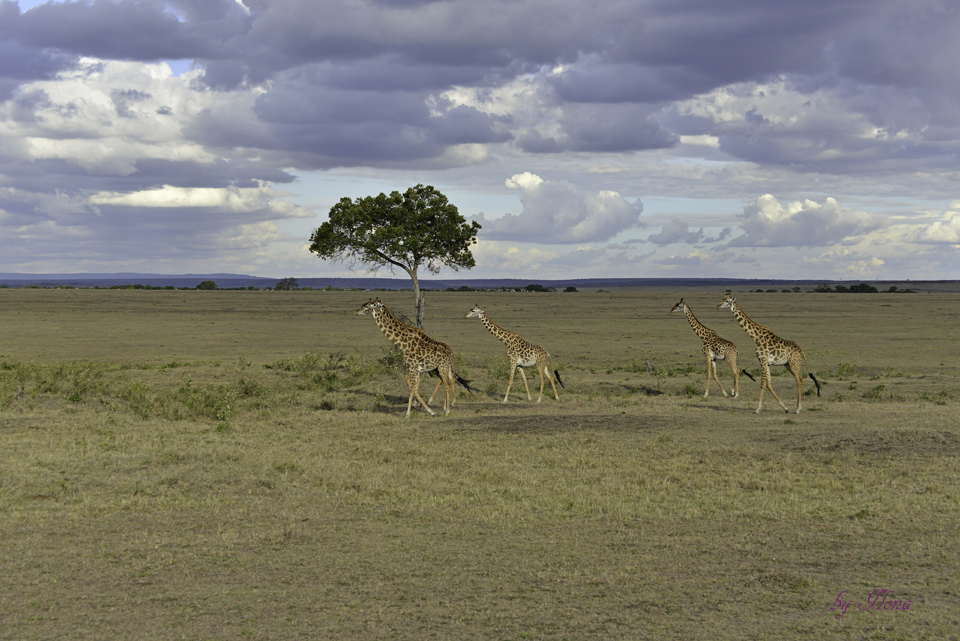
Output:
[728, 194, 888, 248]
[679, 135, 720, 148]
[657, 249, 713, 267]
[477, 173, 643, 243]
[799, 248, 886, 277]
[89, 184, 312, 218]
[0, 59, 226, 174]
[505, 172, 544, 190]
[472, 240, 559, 276]
[908, 206, 960, 245]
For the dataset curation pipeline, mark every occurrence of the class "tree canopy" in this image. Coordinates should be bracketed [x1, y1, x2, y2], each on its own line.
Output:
[275, 277, 299, 290]
[308, 184, 481, 327]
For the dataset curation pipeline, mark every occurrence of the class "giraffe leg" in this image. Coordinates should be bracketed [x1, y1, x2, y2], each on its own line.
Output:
[448, 370, 456, 408]
[503, 358, 519, 403]
[517, 367, 533, 401]
[759, 364, 788, 414]
[711, 359, 728, 397]
[535, 362, 547, 403]
[756, 363, 769, 414]
[727, 357, 740, 398]
[426, 376, 444, 406]
[787, 360, 804, 413]
[407, 372, 435, 417]
[406, 372, 417, 416]
[703, 355, 712, 397]
[444, 368, 455, 415]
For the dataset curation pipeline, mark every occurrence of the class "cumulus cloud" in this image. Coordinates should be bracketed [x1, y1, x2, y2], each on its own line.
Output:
[471, 241, 560, 277]
[908, 206, 960, 245]
[504, 172, 543, 190]
[656, 249, 713, 267]
[475, 173, 643, 244]
[728, 194, 888, 248]
[647, 218, 706, 245]
[799, 248, 886, 277]
[89, 184, 312, 218]
[472, 238, 660, 278]
[0, 58, 225, 173]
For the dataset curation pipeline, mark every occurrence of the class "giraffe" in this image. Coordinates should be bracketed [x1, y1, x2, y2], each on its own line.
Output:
[717, 294, 821, 414]
[464, 305, 563, 403]
[354, 298, 458, 417]
[670, 298, 754, 398]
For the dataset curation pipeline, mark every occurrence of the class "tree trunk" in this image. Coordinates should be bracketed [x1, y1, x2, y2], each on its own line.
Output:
[415, 288, 425, 329]
[407, 268, 425, 329]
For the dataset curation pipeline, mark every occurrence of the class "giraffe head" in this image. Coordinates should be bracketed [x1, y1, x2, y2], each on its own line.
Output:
[717, 294, 736, 311]
[464, 305, 485, 319]
[354, 298, 379, 316]
[670, 298, 688, 314]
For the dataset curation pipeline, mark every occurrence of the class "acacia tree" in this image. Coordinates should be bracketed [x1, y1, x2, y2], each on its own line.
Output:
[275, 277, 299, 290]
[308, 184, 481, 328]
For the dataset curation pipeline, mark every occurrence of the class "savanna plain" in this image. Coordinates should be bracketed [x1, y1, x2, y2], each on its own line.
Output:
[1, 287, 958, 640]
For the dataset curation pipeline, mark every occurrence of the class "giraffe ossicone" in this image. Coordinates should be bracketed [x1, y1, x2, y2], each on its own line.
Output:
[355, 298, 459, 417]
[717, 294, 821, 414]
[465, 304, 562, 403]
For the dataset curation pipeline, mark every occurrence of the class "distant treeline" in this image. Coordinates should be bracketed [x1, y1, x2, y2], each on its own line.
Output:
[812, 284, 914, 294]
[443, 284, 579, 293]
[748, 284, 915, 294]
[2, 280, 584, 293]
[0, 280, 914, 294]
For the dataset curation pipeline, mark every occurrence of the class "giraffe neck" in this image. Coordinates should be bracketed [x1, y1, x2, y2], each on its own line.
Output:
[478, 312, 520, 346]
[729, 301, 766, 341]
[372, 301, 417, 351]
[683, 305, 714, 341]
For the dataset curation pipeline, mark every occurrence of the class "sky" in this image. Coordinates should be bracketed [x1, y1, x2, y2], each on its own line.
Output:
[1, 0, 959, 280]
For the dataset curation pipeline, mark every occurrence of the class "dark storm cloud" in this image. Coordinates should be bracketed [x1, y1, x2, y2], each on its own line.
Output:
[12, 0, 249, 63]
[185, 69, 511, 168]
[0, 157, 295, 194]
[6, 0, 960, 166]
[548, 58, 708, 105]
[553, 104, 676, 153]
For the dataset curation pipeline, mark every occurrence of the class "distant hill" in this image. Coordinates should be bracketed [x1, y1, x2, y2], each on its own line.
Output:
[0, 272, 277, 289]
[1, 272, 956, 292]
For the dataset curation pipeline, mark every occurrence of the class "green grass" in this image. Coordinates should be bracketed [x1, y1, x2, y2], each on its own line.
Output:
[1, 288, 959, 640]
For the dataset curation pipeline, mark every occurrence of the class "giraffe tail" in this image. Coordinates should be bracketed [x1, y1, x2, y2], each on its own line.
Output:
[735, 351, 755, 381]
[554, 370, 565, 388]
[809, 372, 822, 397]
[455, 372, 481, 395]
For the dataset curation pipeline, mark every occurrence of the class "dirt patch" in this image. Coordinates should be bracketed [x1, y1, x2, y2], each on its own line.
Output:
[450, 413, 673, 434]
[768, 428, 960, 457]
